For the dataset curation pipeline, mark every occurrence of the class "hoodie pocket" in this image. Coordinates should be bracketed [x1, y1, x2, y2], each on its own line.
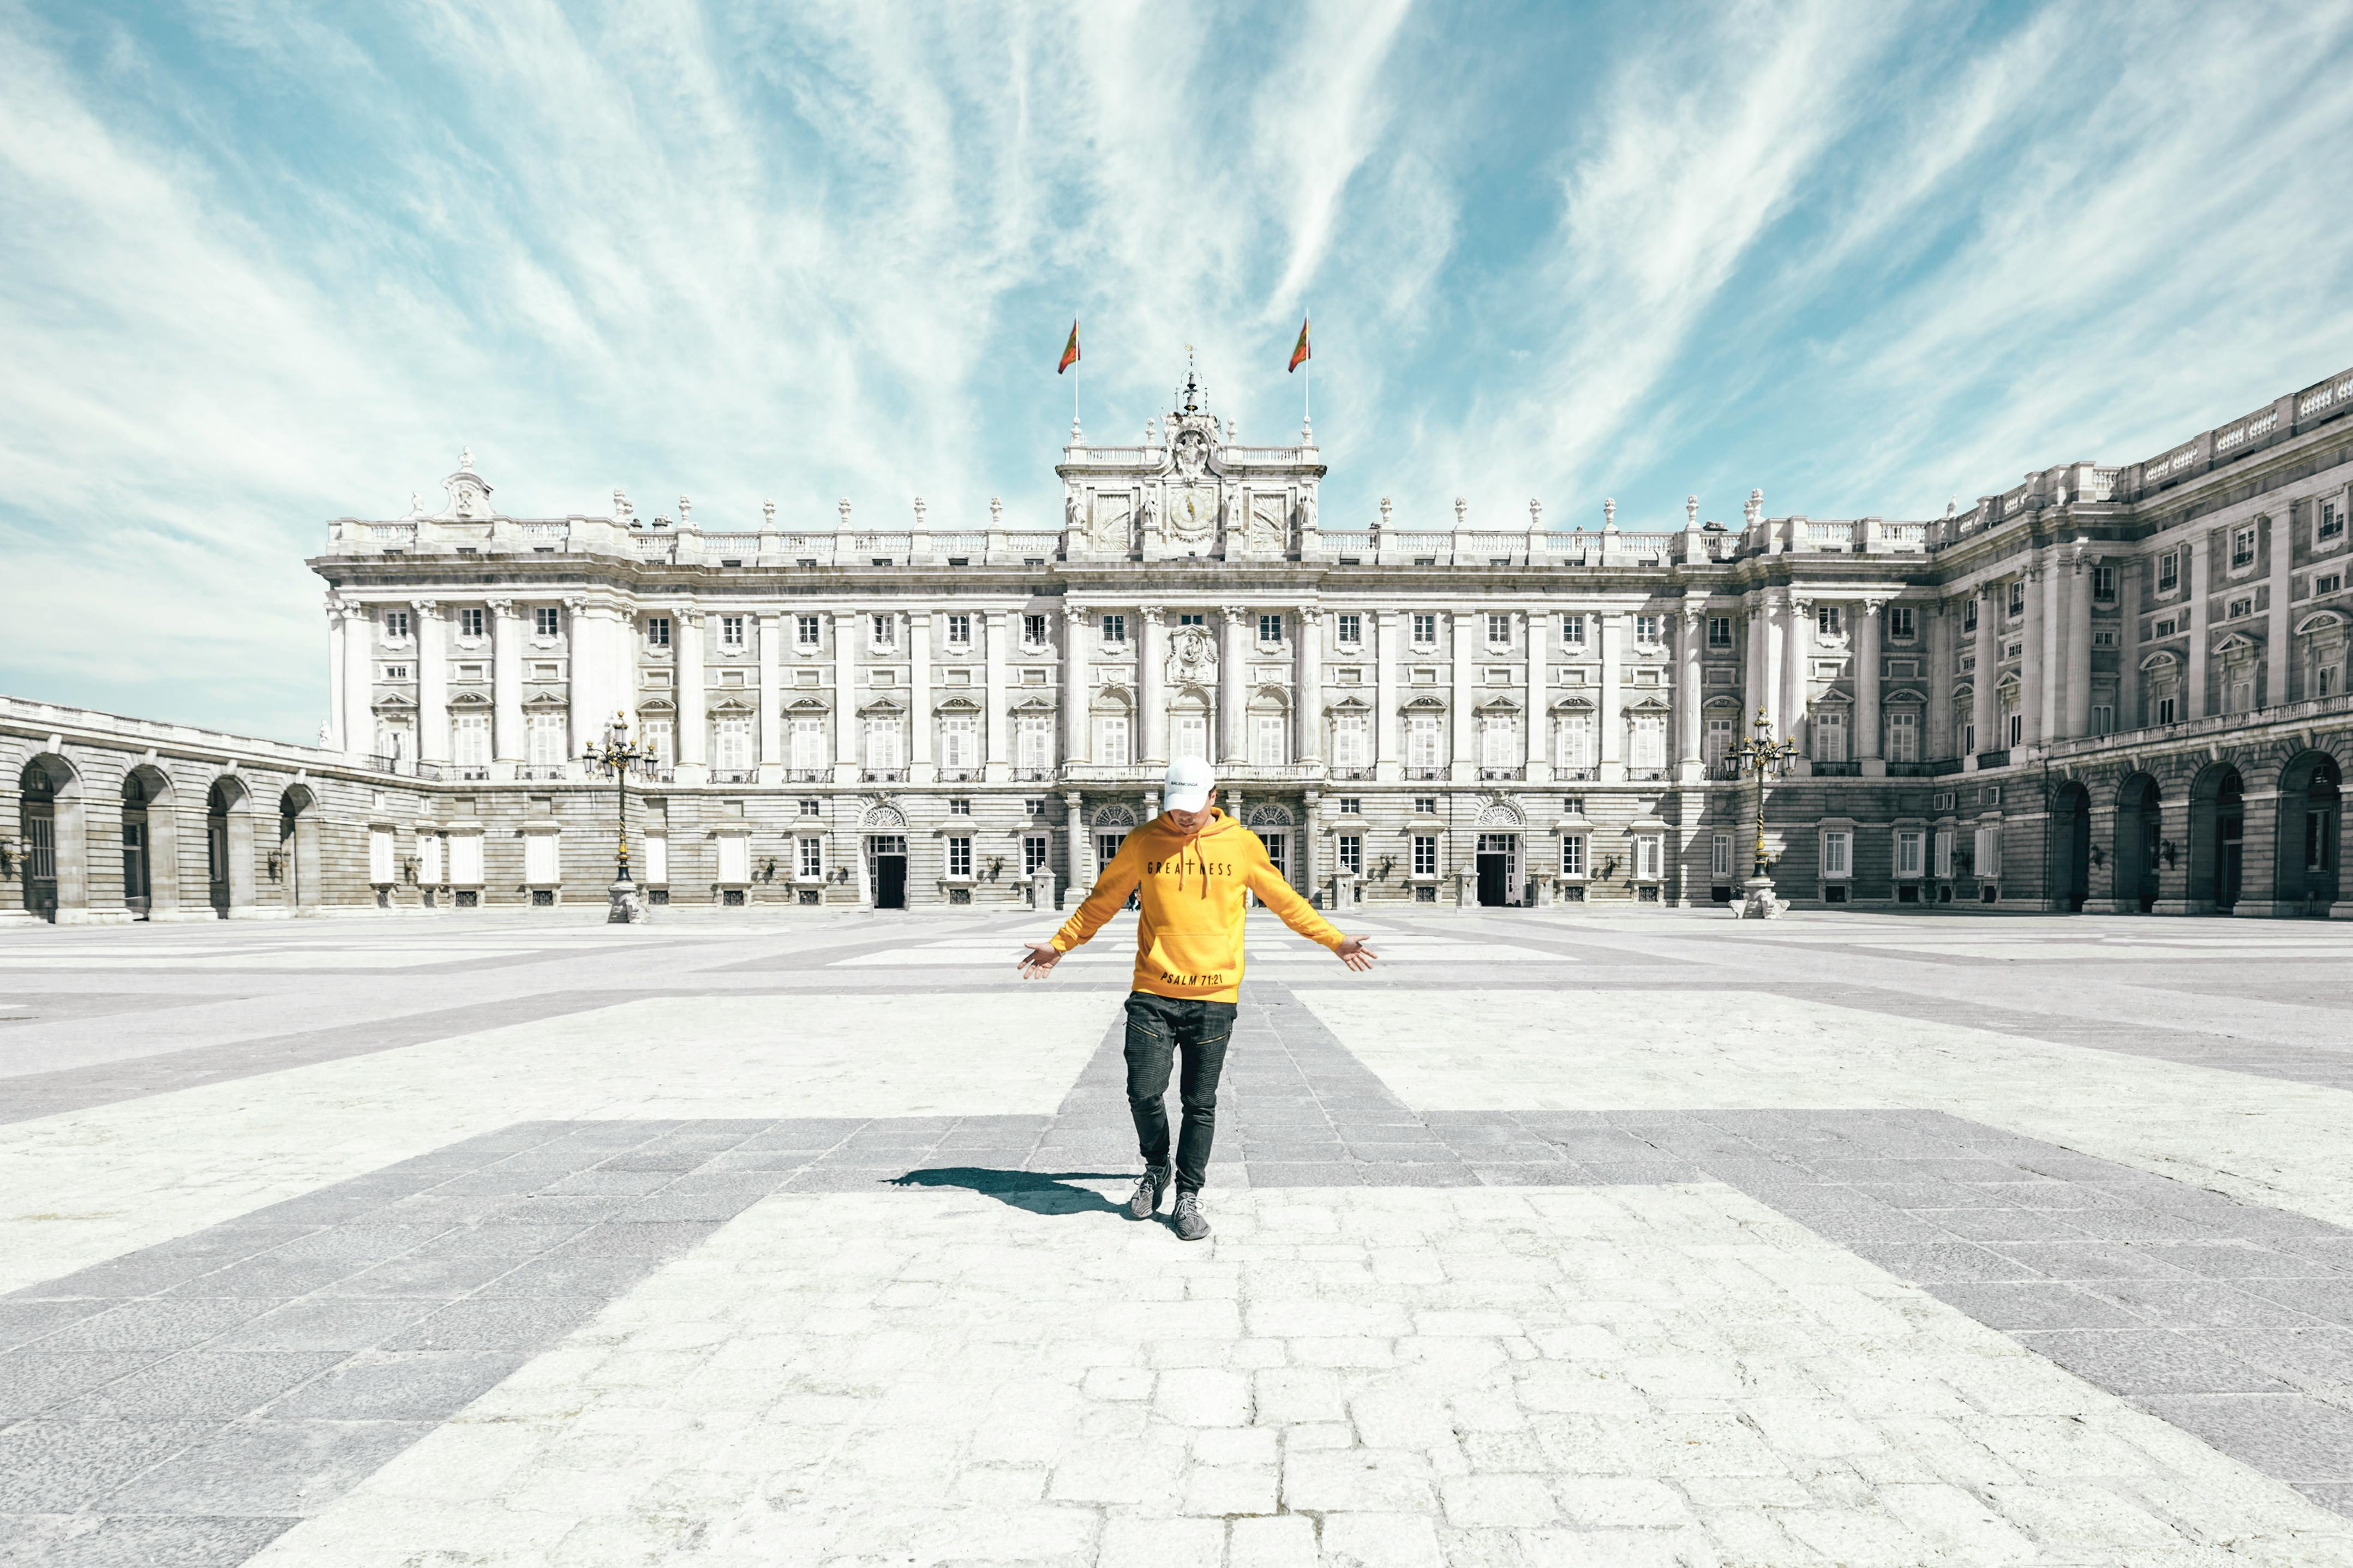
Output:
[1142, 933, 1234, 992]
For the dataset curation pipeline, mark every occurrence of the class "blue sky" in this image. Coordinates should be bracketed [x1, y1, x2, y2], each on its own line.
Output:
[5, 0, 2352, 742]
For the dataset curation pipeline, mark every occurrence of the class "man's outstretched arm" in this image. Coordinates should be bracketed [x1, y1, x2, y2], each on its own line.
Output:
[1018, 842, 1142, 977]
[1245, 849, 1376, 971]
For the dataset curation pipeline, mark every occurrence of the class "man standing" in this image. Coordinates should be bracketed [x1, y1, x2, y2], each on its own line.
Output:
[1018, 757, 1376, 1239]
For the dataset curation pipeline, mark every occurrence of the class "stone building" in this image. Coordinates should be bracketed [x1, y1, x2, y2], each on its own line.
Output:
[8, 363, 2353, 923]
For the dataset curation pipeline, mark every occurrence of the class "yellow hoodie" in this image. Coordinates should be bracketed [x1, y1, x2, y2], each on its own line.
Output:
[1049, 809, 1345, 1002]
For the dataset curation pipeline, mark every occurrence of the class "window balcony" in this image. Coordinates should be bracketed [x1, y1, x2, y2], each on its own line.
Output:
[1013, 767, 1057, 782]
[1061, 763, 1159, 783]
[786, 768, 830, 783]
[1975, 749, 2011, 769]
[937, 768, 982, 783]
[1405, 766, 1446, 781]
[1809, 761, 1861, 778]
[862, 768, 908, 783]
[455, 766, 491, 782]
[1556, 766, 1598, 782]
[1478, 766, 1523, 782]
[1331, 765, 1375, 781]
[711, 768, 757, 783]
[518, 765, 568, 781]
[1626, 767, 1667, 782]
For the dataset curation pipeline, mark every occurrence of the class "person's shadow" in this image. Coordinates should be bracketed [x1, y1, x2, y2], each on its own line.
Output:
[889, 1167, 1129, 1216]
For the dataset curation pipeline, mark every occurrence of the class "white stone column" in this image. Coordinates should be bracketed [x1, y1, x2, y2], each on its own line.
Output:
[2267, 504, 2294, 707]
[833, 609, 859, 779]
[1062, 606, 1088, 768]
[1927, 600, 1952, 760]
[1220, 605, 1249, 765]
[1139, 604, 1166, 766]
[2187, 534, 2210, 718]
[1744, 597, 1767, 735]
[1761, 593, 1786, 737]
[1971, 587, 1998, 763]
[489, 599, 523, 774]
[2118, 560, 2142, 728]
[1375, 610, 1402, 782]
[1781, 596, 1811, 760]
[1855, 600, 1883, 773]
[1300, 791, 1320, 901]
[758, 612, 783, 773]
[566, 597, 600, 758]
[411, 597, 447, 761]
[1525, 608, 1550, 782]
[909, 611, 934, 782]
[678, 610, 708, 774]
[1675, 607, 1702, 780]
[2037, 560, 2061, 743]
[1295, 608, 1322, 763]
[1450, 610, 1476, 782]
[342, 605, 374, 761]
[2067, 555, 2094, 736]
[1597, 612, 1624, 782]
[985, 609, 1011, 778]
[1064, 790, 1088, 895]
[325, 601, 346, 751]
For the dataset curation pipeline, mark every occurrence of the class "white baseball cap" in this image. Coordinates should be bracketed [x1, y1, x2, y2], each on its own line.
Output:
[1164, 756, 1217, 813]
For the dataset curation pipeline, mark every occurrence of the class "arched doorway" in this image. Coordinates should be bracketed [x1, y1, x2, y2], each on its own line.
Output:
[278, 786, 320, 911]
[2114, 774, 2162, 914]
[2189, 763, 2245, 915]
[17, 756, 68, 921]
[206, 777, 254, 917]
[2051, 781, 2091, 913]
[1245, 803, 1296, 893]
[2276, 751, 2342, 915]
[1471, 799, 1526, 906]
[859, 803, 908, 910]
[1091, 804, 1140, 911]
[122, 769, 159, 918]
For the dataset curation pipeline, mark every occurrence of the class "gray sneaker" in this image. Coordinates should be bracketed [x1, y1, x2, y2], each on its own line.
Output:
[1127, 1165, 1170, 1220]
[1170, 1191, 1211, 1241]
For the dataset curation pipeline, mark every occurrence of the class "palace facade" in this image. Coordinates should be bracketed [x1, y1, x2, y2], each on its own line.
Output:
[9, 362, 2353, 922]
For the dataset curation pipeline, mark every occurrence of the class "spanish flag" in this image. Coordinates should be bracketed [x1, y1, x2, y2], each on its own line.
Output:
[1288, 315, 1311, 373]
[1058, 320, 1081, 375]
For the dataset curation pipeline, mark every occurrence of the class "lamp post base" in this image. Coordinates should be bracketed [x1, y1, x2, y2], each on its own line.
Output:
[1736, 875, 1788, 920]
[607, 878, 647, 924]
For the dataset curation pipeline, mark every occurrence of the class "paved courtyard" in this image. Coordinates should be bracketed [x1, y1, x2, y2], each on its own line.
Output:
[7, 909, 2353, 1565]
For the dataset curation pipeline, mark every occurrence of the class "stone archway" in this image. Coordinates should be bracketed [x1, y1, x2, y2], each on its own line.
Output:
[2188, 762, 2245, 915]
[206, 776, 257, 918]
[2051, 780, 2091, 913]
[17, 754, 80, 922]
[121, 764, 179, 920]
[2113, 773, 2162, 914]
[2274, 750, 2343, 916]
[278, 784, 321, 912]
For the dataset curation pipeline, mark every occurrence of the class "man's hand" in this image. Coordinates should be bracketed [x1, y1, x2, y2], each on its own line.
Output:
[1017, 941, 1064, 978]
[1336, 936, 1377, 972]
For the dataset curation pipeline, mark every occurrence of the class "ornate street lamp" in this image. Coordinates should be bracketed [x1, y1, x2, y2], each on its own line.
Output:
[1726, 705, 1801, 918]
[581, 709, 657, 924]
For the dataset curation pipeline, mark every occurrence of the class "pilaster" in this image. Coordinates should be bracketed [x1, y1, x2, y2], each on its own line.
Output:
[409, 600, 447, 762]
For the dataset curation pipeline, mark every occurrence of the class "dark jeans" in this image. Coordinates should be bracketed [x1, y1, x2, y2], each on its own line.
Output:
[1123, 992, 1236, 1193]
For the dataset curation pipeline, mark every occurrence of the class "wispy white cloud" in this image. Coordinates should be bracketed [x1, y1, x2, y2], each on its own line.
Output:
[2, 0, 2350, 740]
[1415, 0, 1913, 527]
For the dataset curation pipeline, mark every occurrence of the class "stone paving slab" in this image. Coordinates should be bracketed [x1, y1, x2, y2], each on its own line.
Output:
[9, 913, 2353, 1561]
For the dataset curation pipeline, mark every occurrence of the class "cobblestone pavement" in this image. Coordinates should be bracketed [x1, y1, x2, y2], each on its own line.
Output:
[6, 909, 2353, 1564]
